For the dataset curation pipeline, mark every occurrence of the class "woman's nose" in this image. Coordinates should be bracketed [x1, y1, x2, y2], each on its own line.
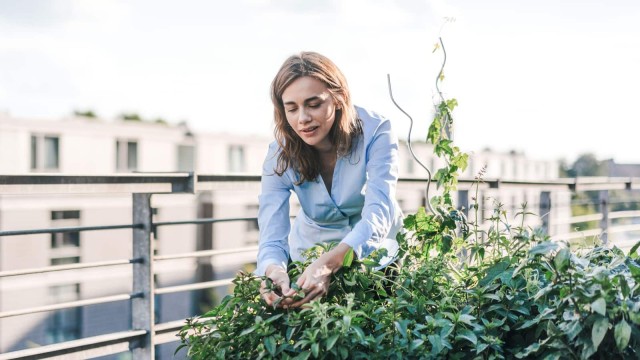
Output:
[298, 109, 311, 123]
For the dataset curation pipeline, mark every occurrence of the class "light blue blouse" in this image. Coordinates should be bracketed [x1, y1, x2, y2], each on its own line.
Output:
[256, 106, 403, 275]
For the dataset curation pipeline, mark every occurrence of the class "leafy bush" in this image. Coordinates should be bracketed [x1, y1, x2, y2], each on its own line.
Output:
[177, 204, 640, 359]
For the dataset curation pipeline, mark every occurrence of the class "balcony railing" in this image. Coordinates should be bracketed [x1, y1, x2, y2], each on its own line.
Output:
[0, 174, 638, 359]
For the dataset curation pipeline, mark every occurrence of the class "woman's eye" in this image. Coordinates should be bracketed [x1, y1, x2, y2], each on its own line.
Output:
[286, 108, 297, 113]
[308, 103, 320, 108]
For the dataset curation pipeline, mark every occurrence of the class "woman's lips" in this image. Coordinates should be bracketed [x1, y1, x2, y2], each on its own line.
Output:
[300, 126, 318, 135]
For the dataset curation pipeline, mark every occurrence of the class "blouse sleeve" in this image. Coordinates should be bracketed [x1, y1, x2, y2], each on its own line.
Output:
[255, 143, 293, 276]
[340, 118, 399, 259]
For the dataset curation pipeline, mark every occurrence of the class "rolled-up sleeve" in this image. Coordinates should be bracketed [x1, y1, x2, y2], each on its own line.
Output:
[340, 119, 399, 258]
[256, 144, 293, 275]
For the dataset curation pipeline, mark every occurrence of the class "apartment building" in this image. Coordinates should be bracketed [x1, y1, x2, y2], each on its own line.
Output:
[0, 114, 563, 357]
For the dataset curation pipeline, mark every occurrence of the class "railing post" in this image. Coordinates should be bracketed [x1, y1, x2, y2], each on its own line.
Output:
[599, 190, 609, 245]
[457, 190, 469, 218]
[132, 193, 154, 359]
[539, 191, 551, 236]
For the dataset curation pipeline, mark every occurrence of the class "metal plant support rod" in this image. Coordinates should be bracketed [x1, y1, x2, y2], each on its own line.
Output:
[154, 245, 259, 261]
[387, 74, 436, 215]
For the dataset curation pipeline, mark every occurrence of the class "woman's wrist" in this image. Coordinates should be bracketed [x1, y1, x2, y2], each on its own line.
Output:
[322, 243, 352, 274]
[265, 264, 286, 277]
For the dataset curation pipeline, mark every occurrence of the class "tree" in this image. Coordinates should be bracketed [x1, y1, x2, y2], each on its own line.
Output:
[73, 110, 97, 118]
[565, 153, 605, 177]
[119, 113, 143, 121]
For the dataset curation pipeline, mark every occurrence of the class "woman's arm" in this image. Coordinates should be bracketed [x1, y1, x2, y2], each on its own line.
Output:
[256, 146, 293, 276]
[340, 117, 399, 258]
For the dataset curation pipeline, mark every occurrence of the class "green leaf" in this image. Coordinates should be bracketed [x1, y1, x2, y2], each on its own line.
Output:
[529, 241, 559, 256]
[515, 342, 541, 358]
[446, 98, 458, 111]
[293, 351, 311, 360]
[326, 334, 339, 351]
[342, 248, 354, 268]
[266, 313, 284, 323]
[458, 314, 476, 326]
[394, 319, 410, 338]
[553, 247, 570, 272]
[264, 336, 276, 356]
[628, 240, 640, 259]
[592, 315, 609, 350]
[591, 297, 607, 316]
[614, 319, 631, 351]
[311, 342, 320, 358]
[240, 325, 257, 336]
[428, 334, 444, 356]
[478, 260, 510, 287]
[339, 347, 348, 359]
[455, 329, 477, 346]
[628, 259, 640, 278]
[410, 339, 424, 351]
[476, 342, 489, 354]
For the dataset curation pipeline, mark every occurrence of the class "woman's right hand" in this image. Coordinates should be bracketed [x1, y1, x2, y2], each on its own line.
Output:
[260, 264, 293, 307]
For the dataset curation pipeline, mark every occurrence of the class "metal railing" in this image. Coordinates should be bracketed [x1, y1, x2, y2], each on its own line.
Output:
[0, 174, 638, 359]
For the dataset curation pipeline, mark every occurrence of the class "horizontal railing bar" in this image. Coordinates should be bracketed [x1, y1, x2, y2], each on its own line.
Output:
[155, 278, 234, 295]
[0, 173, 191, 185]
[0, 173, 195, 194]
[610, 210, 640, 219]
[555, 213, 603, 225]
[552, 228, 603, 241]
[154, 246, 258, 261]
[155, 319, 188, 334]
[153, 217, 256, 227]
[0, 223, 141, 237]
[0, 258, 139, 278]
[0, 293, 141, 319]
[609, 224, 640, 234]
[154, 320, 188, 345]
[0, 329, 147, 360]
[197, 174, 261, 182]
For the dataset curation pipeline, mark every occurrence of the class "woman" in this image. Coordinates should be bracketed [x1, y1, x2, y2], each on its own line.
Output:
[257, 51, 403, 308]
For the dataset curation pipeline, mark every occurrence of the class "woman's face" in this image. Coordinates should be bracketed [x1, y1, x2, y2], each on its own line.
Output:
[281, 76, 337, 153]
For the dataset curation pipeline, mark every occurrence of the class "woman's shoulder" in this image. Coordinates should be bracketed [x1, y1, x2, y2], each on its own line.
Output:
[355, 105, 394, 140]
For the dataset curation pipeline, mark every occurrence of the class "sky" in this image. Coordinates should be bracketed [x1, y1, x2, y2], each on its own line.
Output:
[0, 0, 639, 164]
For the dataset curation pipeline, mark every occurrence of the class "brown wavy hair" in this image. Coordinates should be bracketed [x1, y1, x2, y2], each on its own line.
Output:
[271, 51, 362, 184]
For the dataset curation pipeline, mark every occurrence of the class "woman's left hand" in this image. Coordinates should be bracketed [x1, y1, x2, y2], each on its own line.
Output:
[283, 243, 352, 308]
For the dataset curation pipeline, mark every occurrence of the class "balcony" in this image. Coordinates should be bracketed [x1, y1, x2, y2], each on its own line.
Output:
[0, 174, 638, 359]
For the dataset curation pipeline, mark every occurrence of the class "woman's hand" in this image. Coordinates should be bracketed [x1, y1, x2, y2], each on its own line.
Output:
[260, 264, 293, 307]
[283, 243, 352, 308]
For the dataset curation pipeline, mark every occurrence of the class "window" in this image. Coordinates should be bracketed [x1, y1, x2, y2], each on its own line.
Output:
[31, 134, 60, 171]
[51, 257, 80, 266]
[177, 145, 195, 172]
[51, 232, 80, 248]
[51, 210, 80, 220]
[228, 145, 245, 173]
[50, 210, 81, 263]
[46, 284, 81, 344]
[116, 140, 138, 172]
